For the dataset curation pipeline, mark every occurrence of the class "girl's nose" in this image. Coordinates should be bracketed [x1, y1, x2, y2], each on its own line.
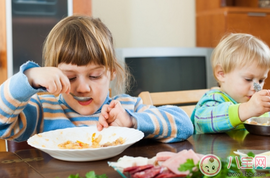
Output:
[76, 79, 91, 93]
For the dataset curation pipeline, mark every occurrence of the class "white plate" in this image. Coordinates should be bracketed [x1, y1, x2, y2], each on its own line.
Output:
[27, 126, 144, 162]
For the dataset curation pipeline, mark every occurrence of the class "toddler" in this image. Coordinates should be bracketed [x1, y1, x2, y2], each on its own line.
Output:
[191, 33, 270, 134]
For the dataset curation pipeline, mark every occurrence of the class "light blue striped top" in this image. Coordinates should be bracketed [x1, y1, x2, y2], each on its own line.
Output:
[0, 61, 193, 143]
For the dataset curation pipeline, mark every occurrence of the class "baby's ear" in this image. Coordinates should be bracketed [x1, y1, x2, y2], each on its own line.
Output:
[215, 65, 225, 82]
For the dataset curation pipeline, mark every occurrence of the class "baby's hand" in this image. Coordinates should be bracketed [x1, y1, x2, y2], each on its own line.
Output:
[239, 90, 270, 121]
[97, 100, 134, 131]
[24, 67, 70, 95]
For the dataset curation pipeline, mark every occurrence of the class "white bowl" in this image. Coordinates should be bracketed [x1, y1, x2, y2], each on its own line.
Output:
[27, 126, 144, 162]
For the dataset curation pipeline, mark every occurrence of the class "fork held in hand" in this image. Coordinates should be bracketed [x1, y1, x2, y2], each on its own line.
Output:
[253, 82, 262, 92]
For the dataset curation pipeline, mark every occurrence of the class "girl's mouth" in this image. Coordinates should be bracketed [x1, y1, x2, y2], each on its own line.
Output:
[78, 99, 93, 106]
[70, 93, 92, 102]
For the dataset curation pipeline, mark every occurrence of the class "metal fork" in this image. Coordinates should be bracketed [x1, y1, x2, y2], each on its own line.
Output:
[253, 82, 262, 92]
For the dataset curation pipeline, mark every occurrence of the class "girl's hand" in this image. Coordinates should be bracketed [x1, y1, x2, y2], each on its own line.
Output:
[239, 90, 270, 121]
[24, 67, 70, 95]
[97, 100, 134, 131]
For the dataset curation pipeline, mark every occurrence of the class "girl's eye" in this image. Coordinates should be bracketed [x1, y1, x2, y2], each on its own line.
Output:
[69, 77, 76, 81]
[245, 78, 252, 82]
[90, 75, 101, 79]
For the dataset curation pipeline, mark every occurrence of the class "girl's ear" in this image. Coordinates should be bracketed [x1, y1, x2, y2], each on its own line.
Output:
[110, 71, 116, 81]
[215, 65, 225, 82]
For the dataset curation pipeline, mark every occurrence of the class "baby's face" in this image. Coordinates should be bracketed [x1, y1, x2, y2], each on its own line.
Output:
[219, 63, 269, 103]
[58, 63, 112, 115]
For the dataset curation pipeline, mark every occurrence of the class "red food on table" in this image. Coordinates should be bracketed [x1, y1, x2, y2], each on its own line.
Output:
[123, 164, 154, 174]
[113, 149, 203, 178]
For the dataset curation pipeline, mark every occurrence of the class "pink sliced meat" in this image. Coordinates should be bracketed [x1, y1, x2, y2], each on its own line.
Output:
[196, 153, 204, 159]
[132, 166, 162, 178]
[162, 149, 200, 175]
[123, 164, 154, 174]
[155, 169, 186, 178]
[156, 151, 177, 161]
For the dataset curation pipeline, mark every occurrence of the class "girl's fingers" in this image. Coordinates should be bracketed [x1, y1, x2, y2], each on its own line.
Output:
[96, 122, 104, 131]
[98, 115, 109, 128]
[47, 82, 57, 94]
[60, 76, 70, 94]
[101, 105, 109, 119]
[54, 78, 63, 94]
[98, 105, 110, 129]
[109, 100, 118, 108]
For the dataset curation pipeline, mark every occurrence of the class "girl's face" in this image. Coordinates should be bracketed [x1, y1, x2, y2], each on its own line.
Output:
[58, 63, 113, 115]
[218, 62, 269, 103]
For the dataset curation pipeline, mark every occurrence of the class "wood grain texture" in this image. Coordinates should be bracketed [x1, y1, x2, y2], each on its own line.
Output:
[9, 132, 270, 177]
[139, 89, 209, 116]
[196, 1, 270, 89]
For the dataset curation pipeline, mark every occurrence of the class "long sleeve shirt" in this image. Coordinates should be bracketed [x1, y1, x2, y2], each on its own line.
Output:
[0, 61, 193, 143]
[191, 89, 269, 134]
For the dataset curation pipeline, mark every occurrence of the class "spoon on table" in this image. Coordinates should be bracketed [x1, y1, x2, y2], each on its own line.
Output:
[253, 82, 262, 92]
[70, 93, 91, 101]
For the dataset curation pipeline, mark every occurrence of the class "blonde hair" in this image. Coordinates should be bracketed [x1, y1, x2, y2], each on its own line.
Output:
[42, 15, 130, 94]
[212, 33, 270, 82]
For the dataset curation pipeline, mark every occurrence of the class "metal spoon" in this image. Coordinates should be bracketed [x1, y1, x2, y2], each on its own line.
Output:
[253, 82, 262, 92]
[70, 93, 91, 101]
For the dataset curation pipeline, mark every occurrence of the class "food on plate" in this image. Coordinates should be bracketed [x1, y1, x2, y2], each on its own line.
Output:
[58, 140, 91, 149]
[245, 120, 270, 126]
[108, 149, 203, 178]
[58, 133, 126, 149]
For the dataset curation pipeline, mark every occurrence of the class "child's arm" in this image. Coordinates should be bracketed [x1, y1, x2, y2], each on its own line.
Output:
[192, 89, 242, 134]
[0, 62, 45, 141]
[193, 89, 270, 134]
[0, 61, 71, 141]
[98, 94, 194, 143]
[238, 90, 270, 121]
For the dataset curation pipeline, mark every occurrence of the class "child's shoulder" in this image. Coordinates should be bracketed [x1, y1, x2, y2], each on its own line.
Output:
[203, 88, 236, 102]
[111, 93, 138, 101]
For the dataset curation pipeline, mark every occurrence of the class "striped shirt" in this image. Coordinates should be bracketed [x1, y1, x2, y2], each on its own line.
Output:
[0, 61, 193, 143]
[191, 89, 269, 134]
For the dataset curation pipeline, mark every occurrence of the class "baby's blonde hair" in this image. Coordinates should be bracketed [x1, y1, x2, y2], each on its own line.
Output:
[42, 15, 130, 94]
[212, 33, 270, 82]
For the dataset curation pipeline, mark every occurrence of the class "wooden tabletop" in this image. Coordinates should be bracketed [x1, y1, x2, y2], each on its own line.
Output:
[1, 130, 270, 178]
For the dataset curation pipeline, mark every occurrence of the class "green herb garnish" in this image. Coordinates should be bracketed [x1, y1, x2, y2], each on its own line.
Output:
[178, 159, 203, 178]
[178, 152, 270, 178]
[56, 171, 108, 178]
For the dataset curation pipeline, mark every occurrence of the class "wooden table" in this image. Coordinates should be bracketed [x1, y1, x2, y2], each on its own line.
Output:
[1, 130, 270, 178]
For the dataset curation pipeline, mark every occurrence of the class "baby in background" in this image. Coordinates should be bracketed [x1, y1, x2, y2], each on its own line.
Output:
[191, 33, 270, 134]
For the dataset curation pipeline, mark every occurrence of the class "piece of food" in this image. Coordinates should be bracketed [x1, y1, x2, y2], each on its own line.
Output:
[245, 120, 270, 126]
[57, 133, 126, 149]
[58, 140, 90, 149]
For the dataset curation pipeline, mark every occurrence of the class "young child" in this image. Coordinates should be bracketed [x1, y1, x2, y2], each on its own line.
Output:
[191, 33, 270, 134]
[0, 15, 193, 143]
